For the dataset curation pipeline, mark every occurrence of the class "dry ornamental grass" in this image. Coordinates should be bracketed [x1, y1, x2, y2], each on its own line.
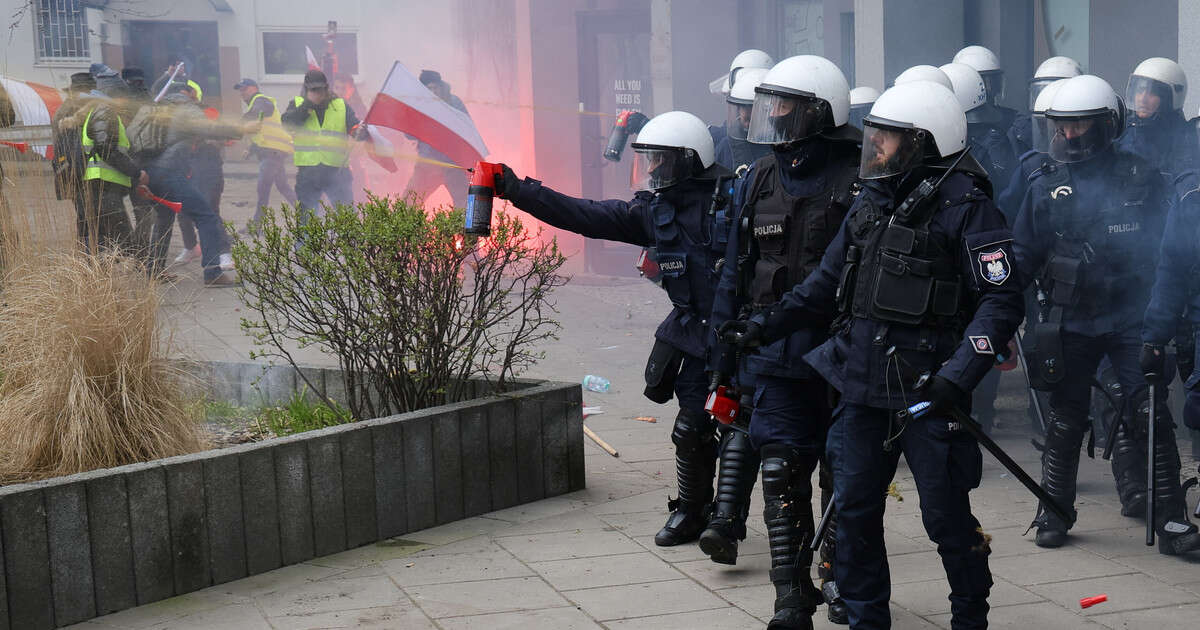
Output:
[0, 252, 203, 483]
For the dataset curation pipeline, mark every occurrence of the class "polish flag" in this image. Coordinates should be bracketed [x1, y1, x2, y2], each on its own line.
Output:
[0, 75, 63, 158]
[304, 46, 320, 72]
[362, 61, 487, 168]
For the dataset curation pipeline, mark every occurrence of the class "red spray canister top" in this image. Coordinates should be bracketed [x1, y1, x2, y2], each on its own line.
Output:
[464, 161, 502, 236]
[1079, 594, 1107, 609]
[705, 386, 741, 425]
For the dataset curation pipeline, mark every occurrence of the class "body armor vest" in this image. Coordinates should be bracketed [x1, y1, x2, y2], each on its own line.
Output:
[743, 151, 859, 306]
[1036, 156, 1156, 316]
[649, 182, 727, 321]
[838, 173, 987, 331]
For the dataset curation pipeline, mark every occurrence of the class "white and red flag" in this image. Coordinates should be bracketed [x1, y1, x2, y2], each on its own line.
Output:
[304, 46, 321, 72]
[362, 61, 487, 167]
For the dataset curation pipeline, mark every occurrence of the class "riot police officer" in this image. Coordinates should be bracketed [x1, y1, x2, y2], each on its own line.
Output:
[1119, 57, 1199, 180]
[998, 78, 1070, 216]
[893, 65, 952, 91]
[1014, 75, 1200, 555]
[705, 55, 861, 629]
[722, 80, 1023, 630]
[1143, 173, 1200, 493]
[710, 49, 775, 146]
[491, 112, 733, 547]
[954, 45, 1019, 130]
[1008, 57, 1082, 160]
[713, 68, 771, 173]
[847, 87, 879, 131]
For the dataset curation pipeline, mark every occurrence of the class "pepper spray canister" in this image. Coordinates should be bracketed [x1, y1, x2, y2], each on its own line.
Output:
[464, 161, 502, 236]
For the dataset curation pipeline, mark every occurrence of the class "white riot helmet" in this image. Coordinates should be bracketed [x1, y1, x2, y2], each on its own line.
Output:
[859, 81, 967, 179]
[629, 111, 715, 191]
[954, 45, 1005, 103]
[747, 55, 850, 144]
[848, 86, 881, 130]
[1029, 56, 1081, 111]
[939, 63, 988, 121]
[893, 65, 953, 91]
[726, 68, 768, 140]
[1030, 78, 1069, 154]
[710, 49, 775, 95]
[1127, 57, 1187, 123]
[1044, 75, 1124, 163]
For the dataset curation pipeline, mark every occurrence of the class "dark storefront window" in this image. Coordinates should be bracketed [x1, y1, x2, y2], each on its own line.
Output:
[263, 32, 359, 76]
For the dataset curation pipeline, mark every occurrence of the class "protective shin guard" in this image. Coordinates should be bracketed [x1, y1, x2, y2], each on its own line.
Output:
[1151, 422, 1200, 555]
[656, 408, 718, 547]
[699, 428, 759, 564]
[1034, 412, 1083, 545]
[1110, 423, 1148, 517]
[762, 444, 818, 630]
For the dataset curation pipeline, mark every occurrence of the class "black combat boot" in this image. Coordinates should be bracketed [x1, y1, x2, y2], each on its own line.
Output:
[656, 408, 718, 546]
[1033, 412, 1082, 547]
[699, 427, 759, 564]
[762, 444, 819, 630]
[816, 464, 847, 625]
[1150, 421, 1200, 555]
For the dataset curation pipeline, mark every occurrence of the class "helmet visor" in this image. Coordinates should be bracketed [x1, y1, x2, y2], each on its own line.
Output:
[1126, 75, 1173, 123]
[859, 120, 926, 179]
[630, 144, 691, 191]
[847, 103, 871, 131]
[746, 88, 830, 144]
[1031, 113, 1052, 153]
[981, 70, 1005, 103]
[1029, 78, 1056, 111]
[1046, 112, 1118, 163]
[726, 100, 753, 140]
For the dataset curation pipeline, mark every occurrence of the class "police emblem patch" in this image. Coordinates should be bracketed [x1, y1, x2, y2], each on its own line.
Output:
[1051, 185, 1073, 200]
[978, 249, 1010, 285]
[969, 335, 994, 355]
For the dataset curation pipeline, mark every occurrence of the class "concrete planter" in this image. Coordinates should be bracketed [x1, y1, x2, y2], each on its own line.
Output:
[0, 362, 584, 629]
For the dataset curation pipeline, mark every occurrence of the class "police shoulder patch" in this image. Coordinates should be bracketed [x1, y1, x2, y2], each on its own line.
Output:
[969, 335, 994, 355]
[978, 249, 1010, 285]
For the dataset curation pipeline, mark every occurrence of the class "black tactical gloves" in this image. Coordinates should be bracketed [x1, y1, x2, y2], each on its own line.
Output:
[495, 163, 522, 200]
[718, 319, 763, 349]
[1140, 343, 1166, 383]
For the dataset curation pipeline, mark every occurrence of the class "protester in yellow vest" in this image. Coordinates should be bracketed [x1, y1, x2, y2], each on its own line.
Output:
[280, 70, 367, 219]
[79, 68, 147, 254]
[234, 78, 297, 227]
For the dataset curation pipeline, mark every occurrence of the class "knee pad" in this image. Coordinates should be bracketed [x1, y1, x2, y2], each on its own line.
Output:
[671, 408, 715, 453]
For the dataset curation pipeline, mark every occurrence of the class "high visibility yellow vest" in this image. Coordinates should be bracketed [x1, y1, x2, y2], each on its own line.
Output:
[292, 96, 349, 168]
[80, 107, 131, 188]
[248, 93, 293, 154]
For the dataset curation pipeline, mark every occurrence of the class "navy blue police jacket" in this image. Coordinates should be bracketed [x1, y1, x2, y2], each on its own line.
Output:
[1117, 110, 1200, 182]
[508, 169, 732, 360]
[997, 149, 1051, 223]
[1144, 172, 1200, 346]
[747, 167, 1024, 409]
[1013, 146, 1170, 337]
[708, 140, 852, 380]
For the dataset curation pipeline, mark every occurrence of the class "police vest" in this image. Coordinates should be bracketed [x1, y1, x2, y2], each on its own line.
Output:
[649, 185, 725, 323]
[292, 97, 349, 168]
[1036, 154, 1158, 314]
[80, 107, 131, 188]
[839, 173, 988, 331]
[742, 151, 859, 305]
[728, 137, 770, 175]
[249, 94, 294, 154]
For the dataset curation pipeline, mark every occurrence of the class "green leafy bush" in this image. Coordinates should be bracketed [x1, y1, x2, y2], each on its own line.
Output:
[233, 195, 567, 420]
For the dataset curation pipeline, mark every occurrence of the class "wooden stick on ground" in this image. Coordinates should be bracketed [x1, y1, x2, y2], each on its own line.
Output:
[583, 424, 618, 457]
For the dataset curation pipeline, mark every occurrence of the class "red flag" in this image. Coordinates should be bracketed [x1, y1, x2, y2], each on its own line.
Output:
[363, 61, 487, 168]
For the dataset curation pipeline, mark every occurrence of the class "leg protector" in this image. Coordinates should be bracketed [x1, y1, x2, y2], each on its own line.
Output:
[1110, 421, 1148, 517]
[1034, 411, 1083, 538]
[699, 427, 759, 564]
[762, 444, 819, 630]
[655, 408, 718, 546]
[1150, 419, 1200, 555]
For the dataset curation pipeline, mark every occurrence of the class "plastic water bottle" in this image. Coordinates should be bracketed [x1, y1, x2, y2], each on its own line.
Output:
[582, 375, 611, 393]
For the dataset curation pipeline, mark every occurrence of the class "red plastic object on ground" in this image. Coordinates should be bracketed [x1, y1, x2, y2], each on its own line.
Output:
[705, 386, 740, 425]
[1079, 594, 1107, 609]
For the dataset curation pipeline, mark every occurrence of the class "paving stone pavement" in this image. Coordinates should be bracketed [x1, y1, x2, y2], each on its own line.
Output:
[67, 160, 1200, 628]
